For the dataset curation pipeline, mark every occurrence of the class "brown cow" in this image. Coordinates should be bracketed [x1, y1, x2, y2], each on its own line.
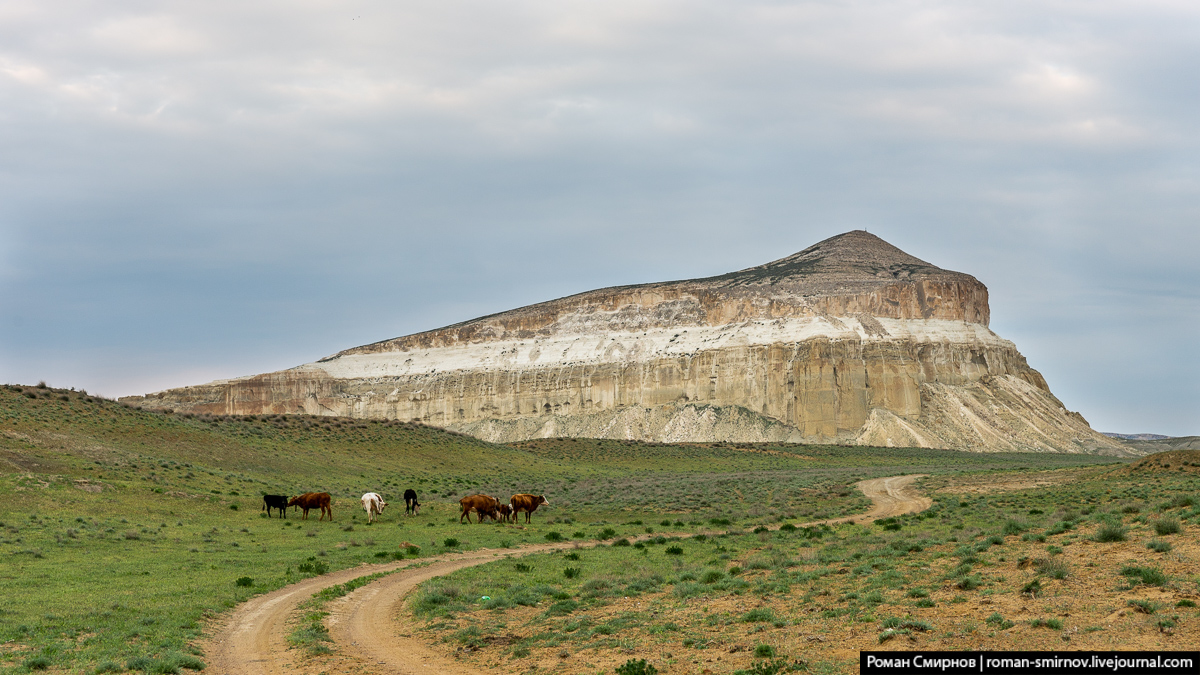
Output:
[459, 494, 501, 524]
[510, 494, 549, 523]
[497, 504, 513, 523]
[289, 492, 333, 521]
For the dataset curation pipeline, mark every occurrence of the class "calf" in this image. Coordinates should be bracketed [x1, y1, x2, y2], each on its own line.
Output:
[289, 492, 333, 521]
[262, 494, 289, 518]
[497, 504, 513, 523]
[403, 488, 420, 516]
[510, 494, 549, 523]
[361, 492, 387, 524]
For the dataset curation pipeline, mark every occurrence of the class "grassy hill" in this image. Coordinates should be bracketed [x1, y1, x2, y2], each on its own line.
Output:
[0, 382, 1130, 673]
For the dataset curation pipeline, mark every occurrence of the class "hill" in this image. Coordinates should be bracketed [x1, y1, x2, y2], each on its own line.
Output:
[121, 231, 1126, 455]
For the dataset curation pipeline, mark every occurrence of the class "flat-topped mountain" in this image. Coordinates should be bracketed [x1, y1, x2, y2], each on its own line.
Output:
[123, 231, 1129, 455]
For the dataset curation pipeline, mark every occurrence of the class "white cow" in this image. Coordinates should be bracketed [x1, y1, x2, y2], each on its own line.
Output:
[361, 492, 387, 524]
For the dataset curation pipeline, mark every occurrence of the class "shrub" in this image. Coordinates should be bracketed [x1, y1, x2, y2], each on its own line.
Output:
[906, 588, 929, 598]
[544, 531, 564, 542]
[615, 658, 658, 675]
[94, 661, 122, 673]
[1035, 557, 1069, 579]
[612, 538, 631, 547]
[742, 608, 777, 623]
[235, 576, 254, 587]
[1001, 519, 1027, 536]
[1153, 518, 1180, 535]
[986, 612, 1015, 630]
[701, 570, 724, 584]
[547, 599, 579, 616]
[1127, 599, 1159, 614]
[878, 628, 911, 643]
[1176, 600, 1197, 608]
[597, 528, 617, 540]
[298, 560, 328, 575]
[23, 656, 51, 670]
[1121, 566, 1168, 587]
[563, 567, 580, 579]
[229, 504, 239, 511]
[754, 644, 776, 657]
[779, 523, 797, 532]
[955, 575, 981, 591]
[1029, 618, 1063, 630]
[665, 546, 684, 556]
[1022, 579, 1042, 597]
[514, 563, 531, 573]
[1092, 521, 1127, 543]
[1147, 540, 1173, 553]
[443, 538, 459, 548]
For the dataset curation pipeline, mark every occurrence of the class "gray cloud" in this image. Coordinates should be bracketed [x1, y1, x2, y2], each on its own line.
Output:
[1, 0, 1196, 435]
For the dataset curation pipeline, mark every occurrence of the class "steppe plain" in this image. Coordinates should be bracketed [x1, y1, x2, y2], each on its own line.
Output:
[2, 384, 1198, 674]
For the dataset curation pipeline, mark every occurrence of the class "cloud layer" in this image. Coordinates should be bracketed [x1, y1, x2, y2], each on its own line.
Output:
[2, 0, 1196, 435]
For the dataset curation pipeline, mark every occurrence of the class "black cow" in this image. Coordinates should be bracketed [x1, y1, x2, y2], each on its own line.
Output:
[262, 494, 289, 518]
[404, 489, 420, 516]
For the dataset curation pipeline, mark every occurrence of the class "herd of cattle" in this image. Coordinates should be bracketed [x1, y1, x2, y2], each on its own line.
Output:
[261, 489, 549, 525]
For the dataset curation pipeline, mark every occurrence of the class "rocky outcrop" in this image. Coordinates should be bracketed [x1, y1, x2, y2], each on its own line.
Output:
[122, 231, 1131, 455]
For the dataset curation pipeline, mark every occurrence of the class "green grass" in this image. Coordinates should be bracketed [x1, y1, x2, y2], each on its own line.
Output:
[0, 383, 1164, 672]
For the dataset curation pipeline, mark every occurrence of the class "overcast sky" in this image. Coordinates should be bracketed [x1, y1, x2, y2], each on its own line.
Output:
[2, 0, 1196, 436]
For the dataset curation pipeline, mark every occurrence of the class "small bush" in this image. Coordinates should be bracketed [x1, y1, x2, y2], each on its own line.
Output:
[986, 612, 1015, 630]
[906, 588, 929, 598]
[878, 628, 911, 643]
[612, 538, 631, 547]
[728, 565, 742, 576]
[597, 528, 617, 540]
[1153, 518, 1181, 536]
[443, 538, 459, 548]
[235, 576, 254, 587]
[1035, 557, 1069, 580]
[754, 644, 776, 658]
[955, 575, 981, 591]
[1029, 618, 1063, 630]
[544, 531, 564, 542]
[914, 598, 936, 608]
[94, 661, 122, 674]
[514, 563, 531, 573]
[23, 656, 51, 670]
[229, 504, 239, 511]
[1176, 600, 1197, 608]
[779, 523, 797, 532]
[1147, 540, 1173, 553]
[1121, 566, 1168, 587]
[563, 567, 580, 579]
[742, 608, 777, 623]
[701, 570, 724, 584]
[664, 546, 684, 556]
[1128, 599, 1160, 614]
[615, 658, 658, 675]
[1092, 521, 1127, 542]
[1022, 579, 1042, 597]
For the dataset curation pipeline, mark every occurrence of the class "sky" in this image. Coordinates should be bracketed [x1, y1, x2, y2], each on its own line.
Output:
[1, 0, 1197, 436]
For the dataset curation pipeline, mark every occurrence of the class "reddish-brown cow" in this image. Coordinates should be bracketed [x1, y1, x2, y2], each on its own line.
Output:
[459, 494, 501, 524]
[497, 504, 513, 523]
[289, 492, 333, 521]
[510, 494, 549, 523]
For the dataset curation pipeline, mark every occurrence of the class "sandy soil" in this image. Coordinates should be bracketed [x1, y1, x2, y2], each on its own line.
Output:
[201, 475, 928, 675]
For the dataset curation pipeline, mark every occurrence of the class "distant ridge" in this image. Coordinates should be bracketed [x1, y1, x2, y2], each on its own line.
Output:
[123, 231, 1131, 455]
[1102, 433, 1172, 441]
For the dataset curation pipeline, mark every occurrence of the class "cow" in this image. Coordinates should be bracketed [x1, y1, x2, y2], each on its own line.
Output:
[403, 489, 420, 516]
[497, 504, 513, 523]
[361, 492, 387, 524]
[510, 494, 549, 523]
[459, 494, 501, 524]
[289, 492, 333, 521]
[262, 494, 289, 518]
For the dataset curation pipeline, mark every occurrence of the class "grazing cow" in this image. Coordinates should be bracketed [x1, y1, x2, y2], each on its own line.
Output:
[262, 494, 289, 518]
[403, 489, 420, 516]
[510, 494, 549, 523]
[361, 492, 387, 524]
[289, 492, 333, 521]
[459, 494, 501, 524]
[497, 504, 513, 523]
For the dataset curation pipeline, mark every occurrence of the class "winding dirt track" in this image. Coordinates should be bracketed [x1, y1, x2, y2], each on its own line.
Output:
[202, 475, 928, 675]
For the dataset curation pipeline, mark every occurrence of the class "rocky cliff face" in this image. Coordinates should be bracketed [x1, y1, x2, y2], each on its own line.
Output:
[122, 231, 1130, 455]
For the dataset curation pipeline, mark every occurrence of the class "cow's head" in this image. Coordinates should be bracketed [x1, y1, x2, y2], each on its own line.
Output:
[538, 495, 549, 506]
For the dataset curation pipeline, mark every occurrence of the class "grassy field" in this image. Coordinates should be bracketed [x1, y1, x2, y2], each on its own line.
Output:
[0, 382, 1143, 674]
[413, 463, 1200, 674]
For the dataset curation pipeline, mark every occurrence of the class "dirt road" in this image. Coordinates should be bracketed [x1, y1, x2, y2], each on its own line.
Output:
[201, 474, 928, 675]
